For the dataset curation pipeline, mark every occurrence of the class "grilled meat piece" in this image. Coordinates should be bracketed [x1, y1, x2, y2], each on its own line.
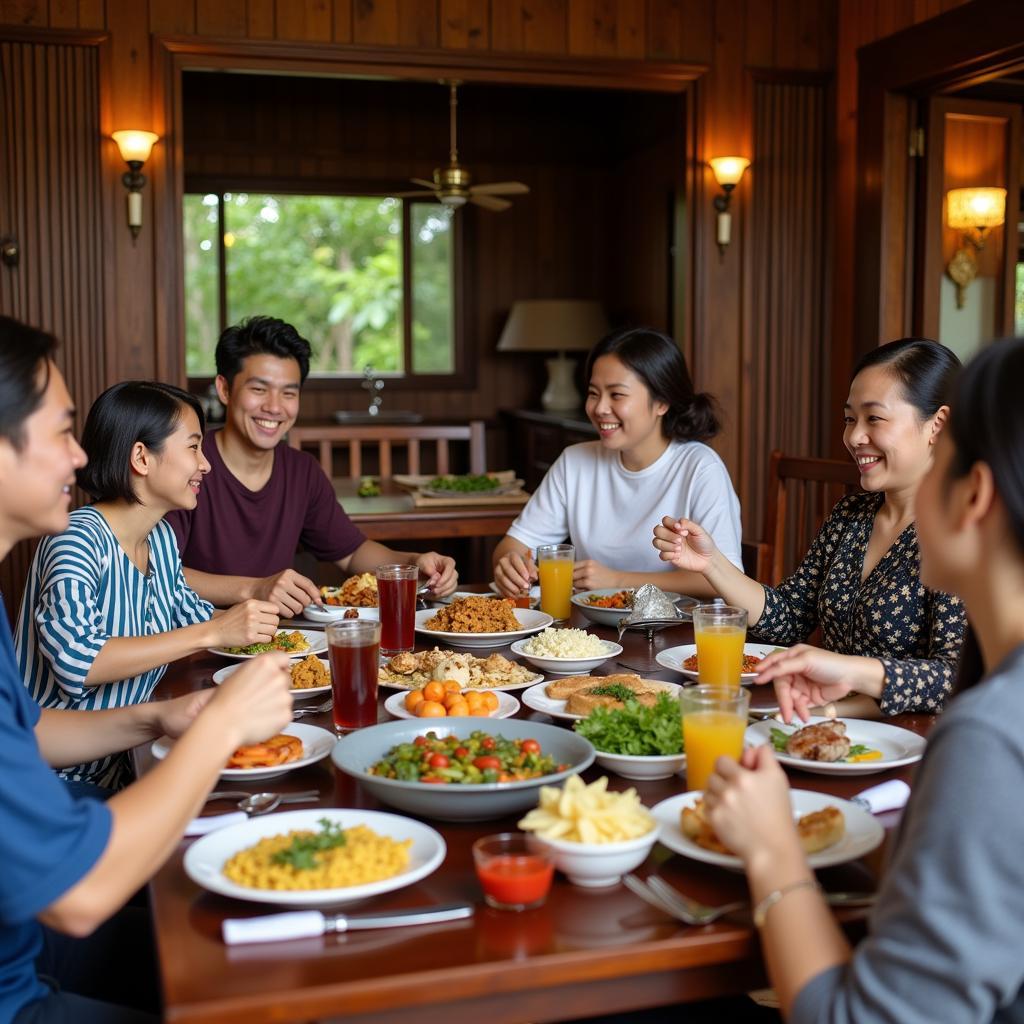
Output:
[785, 720, 850, 762]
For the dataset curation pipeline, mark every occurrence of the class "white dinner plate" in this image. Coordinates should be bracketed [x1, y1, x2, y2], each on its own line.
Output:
[207, 629, 328, 661]
[303, 604, 380, 624]
[651, 789, 884, 871]
[414, 607, 553, 649]
[183, 807, 446, 906]
[745, 716, 927, 776]
[152, 722, 335, 781]
[212, 659, 333, 701]
[520, 678, 682, 722]
[383, 689, 520, 720]
[655, 642, 787, 682]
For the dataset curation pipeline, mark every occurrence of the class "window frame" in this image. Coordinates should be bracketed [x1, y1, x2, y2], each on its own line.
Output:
[183, 176, 471, 391]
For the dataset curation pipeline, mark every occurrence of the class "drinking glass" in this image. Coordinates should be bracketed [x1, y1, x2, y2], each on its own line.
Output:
[691, 604, 748, 688]
[679, 685, 750, 792]
[473, 833, 554, 911]
[326, 619, 381, 733]
[537, 543, 574, 621]
[375, 563, 418, 657]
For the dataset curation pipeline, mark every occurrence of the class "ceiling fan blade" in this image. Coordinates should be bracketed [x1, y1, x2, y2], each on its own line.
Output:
[409, 178, 437, 190]
[394, 190, 438, 198]
[470, 181, 530, 196]
[471, 194, 512, 212]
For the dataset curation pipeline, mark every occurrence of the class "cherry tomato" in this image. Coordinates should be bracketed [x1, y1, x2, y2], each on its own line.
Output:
[413, 735, 428, 746]
[454, 746, 469, 758]
[520, 739, 541, 754]
[481, 737, 496, 750]
[428, 753, 450, 769]
[473, 755, 501, 771]
[420, 775, 448, 784]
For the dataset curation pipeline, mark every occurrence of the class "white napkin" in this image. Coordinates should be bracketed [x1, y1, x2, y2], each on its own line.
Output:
[185, 811, 247, 836]
[853, 779, 910, 814]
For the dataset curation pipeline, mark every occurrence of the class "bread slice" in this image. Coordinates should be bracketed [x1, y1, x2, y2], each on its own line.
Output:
[545, 672, 640, 700]
[566, 685, 661, 716]
[680, 798, 845, 856]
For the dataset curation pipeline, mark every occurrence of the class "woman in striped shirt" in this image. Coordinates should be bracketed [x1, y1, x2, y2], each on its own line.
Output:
[16, 381, 281, 789]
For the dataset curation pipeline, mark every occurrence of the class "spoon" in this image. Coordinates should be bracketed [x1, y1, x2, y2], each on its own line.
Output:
[206, 790, 320, 814]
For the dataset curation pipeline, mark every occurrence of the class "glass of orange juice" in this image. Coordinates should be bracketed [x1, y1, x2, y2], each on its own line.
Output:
[537, 543, 574, 621]
[680, 685, 750, 792]
[691, 604, 748, 689]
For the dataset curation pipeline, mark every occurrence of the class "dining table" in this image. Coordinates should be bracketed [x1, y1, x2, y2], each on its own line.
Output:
[137, 592, 935, 1024]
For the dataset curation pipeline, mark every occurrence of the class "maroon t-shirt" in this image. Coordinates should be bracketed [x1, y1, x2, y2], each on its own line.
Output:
[166, 432, 365, 577]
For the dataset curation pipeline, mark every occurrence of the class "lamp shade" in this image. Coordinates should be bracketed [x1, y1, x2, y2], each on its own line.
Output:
[112, 130, 158, 164]
[496, 300, 610, 353]
[946, 187, 1006, 230]
[709, 156, 750, 188]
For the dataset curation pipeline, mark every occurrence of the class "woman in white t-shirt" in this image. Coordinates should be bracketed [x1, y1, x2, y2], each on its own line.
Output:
[493, 328, 742, 598]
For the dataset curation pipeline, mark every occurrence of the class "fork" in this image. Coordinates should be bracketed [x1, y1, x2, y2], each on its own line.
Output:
[292, 696, 334, 719]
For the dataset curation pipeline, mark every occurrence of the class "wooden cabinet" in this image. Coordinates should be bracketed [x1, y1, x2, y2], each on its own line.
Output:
[502, 409, 597, 492]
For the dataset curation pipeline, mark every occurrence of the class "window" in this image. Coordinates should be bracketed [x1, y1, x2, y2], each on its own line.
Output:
[183, 192, 456, 379]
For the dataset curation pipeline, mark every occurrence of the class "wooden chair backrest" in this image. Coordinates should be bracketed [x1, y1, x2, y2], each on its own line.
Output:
[761, 450, 862, 586]
[286, 421, 486, 480]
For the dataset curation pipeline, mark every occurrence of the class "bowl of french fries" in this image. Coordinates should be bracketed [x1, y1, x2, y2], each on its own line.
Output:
[517, 776, 659, 887]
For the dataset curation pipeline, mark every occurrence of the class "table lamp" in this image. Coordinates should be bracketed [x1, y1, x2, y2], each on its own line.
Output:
[497, 300, 611, 412]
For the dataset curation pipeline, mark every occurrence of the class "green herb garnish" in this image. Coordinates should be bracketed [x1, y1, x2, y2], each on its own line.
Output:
[586, 684, 638, 703]
[427, 474, 500, 493]
[271, 818, 347, 871]
[574, 692, 683, 756]
[846, 744, 872, 759]
[770, 727, 791, 753]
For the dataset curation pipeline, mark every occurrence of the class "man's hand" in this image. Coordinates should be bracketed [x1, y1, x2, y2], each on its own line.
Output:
[153, 689, 217, 739]
[415, 552, 458, 598]
[252, 569, 322, 617]
[494, 550, 537, 596]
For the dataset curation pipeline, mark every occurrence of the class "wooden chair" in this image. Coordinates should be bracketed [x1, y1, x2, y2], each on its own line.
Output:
[759, 449, 862, 585]
[287, 421, 486, 480]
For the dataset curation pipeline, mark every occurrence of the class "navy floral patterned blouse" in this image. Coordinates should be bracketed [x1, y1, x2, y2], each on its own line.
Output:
[751, 491, 966, 715]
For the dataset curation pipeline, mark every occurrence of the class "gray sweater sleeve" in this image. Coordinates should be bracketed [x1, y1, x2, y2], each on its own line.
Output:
[792, 714, 1024, 1024]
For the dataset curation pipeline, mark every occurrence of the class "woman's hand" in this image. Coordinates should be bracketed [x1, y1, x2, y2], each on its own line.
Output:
[494, 549, 537, 597]
[415, 552, 458, 598]
[703, 745, 801, 868]
[753, 645, 883, 723]
[208, 599, 280, 650]
[572, 559, 618, 590]
[652, 516, 717, 573]
[207, 653, 295, 748]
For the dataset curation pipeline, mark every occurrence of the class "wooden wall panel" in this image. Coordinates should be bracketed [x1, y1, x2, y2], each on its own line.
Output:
[490, 0, 567, 54]
[439, 0, 488, 50]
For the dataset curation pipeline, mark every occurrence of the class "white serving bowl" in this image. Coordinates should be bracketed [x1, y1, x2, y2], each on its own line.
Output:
[509, 637, 622, 675]
[530, 825, 660, 888]
[591, 749, 686, 781]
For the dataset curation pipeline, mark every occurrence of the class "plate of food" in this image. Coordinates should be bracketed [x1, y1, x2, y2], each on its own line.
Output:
[151, 722, 335, 781]
[654, 642, 785, 682]
[571, 588, 695, 626]
[419, 473, 525, 499]
[414, 598, 553, 649]
[510, 629, 622, 674]
[651, 789, 884, 871]
[746, 717, 927, 776]
[321, 573, 378, 608]
[212, 654, 333, 701]
[378, 648, 542, 692]
[208, 629, 326, 661]
[183, 807, 446, 907]
[520, 674, 682, 722]
[384, 685, 520, 720]
[303, 604, 380, 624]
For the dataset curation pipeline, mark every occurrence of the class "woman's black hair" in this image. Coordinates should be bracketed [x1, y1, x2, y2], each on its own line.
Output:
[215, 315, 312, 386]
[584, 328, 719, 443]
[945, 338, 1024, 694]
[0, 316, 58, 451]
[76, 381, 206, 504]
[852, 337, 961, 418]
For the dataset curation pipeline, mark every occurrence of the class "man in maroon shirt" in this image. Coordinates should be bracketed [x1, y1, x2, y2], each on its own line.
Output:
[166, 317, 458, 614]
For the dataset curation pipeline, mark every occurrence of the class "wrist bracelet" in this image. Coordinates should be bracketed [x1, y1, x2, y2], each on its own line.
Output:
[753, 879, 821, 928]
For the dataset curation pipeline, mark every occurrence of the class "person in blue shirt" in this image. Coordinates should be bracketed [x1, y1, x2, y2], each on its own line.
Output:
[16, 380, 282, 790]
[0, 315, 294, 1022]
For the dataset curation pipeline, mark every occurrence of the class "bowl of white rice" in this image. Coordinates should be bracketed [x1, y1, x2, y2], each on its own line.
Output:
[510, 628, 622, 675]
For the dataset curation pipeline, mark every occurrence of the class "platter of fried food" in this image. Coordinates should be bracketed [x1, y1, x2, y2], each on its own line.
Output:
[521, 673, 681, 721]
[209, 629, 327, 661]
[745, 716, 926, 776]
[151, 723, 336, 781]
[183, 808, 446, 906]
[384, 682, 519, 720]
[650, 789, 883, 871]
[378, 648, 542, 692]
[321, 573, 378, 608]
[416, 599, 553, 649]
[212, 654, 332, 701]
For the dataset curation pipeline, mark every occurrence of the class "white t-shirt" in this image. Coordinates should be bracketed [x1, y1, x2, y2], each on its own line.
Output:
[507, 440, 743, 573]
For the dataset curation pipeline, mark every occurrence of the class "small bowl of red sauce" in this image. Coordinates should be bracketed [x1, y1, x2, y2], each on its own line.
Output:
[473, 833, 554, 911]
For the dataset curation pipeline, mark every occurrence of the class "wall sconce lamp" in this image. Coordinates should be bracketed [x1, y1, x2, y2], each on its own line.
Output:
[111, 130, 159, 241]
[945, 186, 1006, 308]
[709, 156, 750, 256]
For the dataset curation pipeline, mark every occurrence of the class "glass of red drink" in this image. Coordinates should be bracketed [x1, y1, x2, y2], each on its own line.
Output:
[473, 833, 554, 911]
[375, 563, 418, 657]
[326, 619, 381, 734]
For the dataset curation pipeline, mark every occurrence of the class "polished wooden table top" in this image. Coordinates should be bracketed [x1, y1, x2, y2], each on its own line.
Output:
[142, 602, 934, 1024]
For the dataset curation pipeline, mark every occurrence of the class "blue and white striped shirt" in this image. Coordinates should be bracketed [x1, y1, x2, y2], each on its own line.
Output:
[15, 505, 213, 787]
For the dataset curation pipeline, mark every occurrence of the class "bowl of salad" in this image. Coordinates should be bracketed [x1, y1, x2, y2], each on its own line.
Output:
[332, 718, 594, 821]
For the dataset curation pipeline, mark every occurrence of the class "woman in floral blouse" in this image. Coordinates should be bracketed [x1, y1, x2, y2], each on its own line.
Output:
[653, 338, 966, 720]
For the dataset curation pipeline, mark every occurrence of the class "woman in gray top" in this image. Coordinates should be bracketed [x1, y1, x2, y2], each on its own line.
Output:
[701, 336, 1024, 1023]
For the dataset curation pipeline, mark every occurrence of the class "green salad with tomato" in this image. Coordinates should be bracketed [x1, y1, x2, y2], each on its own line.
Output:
[368, 731, 566, 785]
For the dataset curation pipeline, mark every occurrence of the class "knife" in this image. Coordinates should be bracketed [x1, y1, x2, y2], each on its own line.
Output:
[222, 902, 474, 945]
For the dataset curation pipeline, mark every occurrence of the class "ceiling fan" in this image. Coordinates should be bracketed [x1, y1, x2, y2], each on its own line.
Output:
[398, 81, 529, 212]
